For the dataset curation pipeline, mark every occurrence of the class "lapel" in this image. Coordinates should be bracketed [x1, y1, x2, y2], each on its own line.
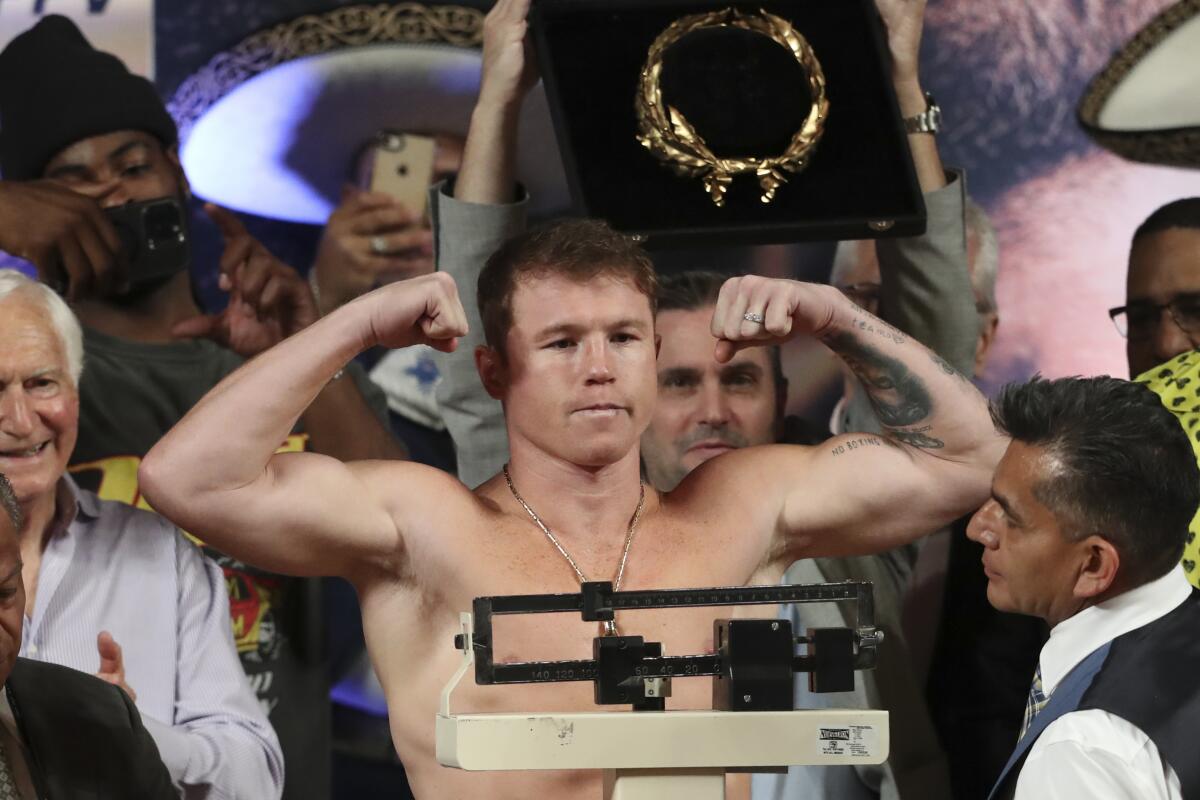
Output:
[987, 642, 1111, 800]
[6, 681, 50, 800]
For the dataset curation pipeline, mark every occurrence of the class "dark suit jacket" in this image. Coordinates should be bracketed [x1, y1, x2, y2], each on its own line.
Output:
[5, 658, 176, 799]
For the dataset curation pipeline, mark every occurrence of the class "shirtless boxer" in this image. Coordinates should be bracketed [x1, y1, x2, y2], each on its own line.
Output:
[138, 2, 1005, 797]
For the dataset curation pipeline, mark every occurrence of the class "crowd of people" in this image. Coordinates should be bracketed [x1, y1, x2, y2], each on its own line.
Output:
[0, 0, 1197, 798]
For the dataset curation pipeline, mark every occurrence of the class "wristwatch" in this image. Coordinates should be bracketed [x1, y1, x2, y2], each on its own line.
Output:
[903, 92, 942, 135]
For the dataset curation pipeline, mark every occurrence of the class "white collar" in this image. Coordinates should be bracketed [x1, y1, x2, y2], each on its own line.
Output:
[1040, 566, 1192, 695]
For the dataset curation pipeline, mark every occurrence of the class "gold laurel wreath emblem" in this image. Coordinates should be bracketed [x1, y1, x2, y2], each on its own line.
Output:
[635, 8, 829, 207]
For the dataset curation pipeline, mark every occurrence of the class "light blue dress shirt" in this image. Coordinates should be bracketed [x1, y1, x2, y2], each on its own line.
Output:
[19, 477, 283, 798]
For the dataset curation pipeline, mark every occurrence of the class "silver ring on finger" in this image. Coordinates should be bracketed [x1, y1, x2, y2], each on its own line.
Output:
[370, 235, 388, 255]
[742, 312, 765, 324]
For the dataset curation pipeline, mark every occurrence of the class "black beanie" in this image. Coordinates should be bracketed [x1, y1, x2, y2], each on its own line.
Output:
[0, 15, 177, 180]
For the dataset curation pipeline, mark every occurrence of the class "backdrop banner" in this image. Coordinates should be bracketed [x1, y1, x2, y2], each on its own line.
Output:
[0, 0, 154, 78]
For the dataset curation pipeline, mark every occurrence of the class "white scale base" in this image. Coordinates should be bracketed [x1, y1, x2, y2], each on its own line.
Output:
[436, 614, 889, 799]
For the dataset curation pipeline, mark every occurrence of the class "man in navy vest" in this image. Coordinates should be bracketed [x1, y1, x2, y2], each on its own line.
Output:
[968, 375, 1200, 799]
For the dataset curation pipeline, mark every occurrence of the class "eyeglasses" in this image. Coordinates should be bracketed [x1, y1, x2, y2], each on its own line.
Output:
[836, 282, 881, 315]
[1108, 293, 1200, 339]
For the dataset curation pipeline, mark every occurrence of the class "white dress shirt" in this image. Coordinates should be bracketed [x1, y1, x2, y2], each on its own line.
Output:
[1012, 567, 1191, 800]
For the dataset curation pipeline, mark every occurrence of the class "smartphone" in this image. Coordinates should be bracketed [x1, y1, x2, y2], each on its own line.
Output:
[366, 132, 436, 217]
[52, 196, 190, 298]
[106, 196, 190, 290]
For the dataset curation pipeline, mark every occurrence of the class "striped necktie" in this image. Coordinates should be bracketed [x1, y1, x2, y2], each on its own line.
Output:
[1019, 662, 1048, 740]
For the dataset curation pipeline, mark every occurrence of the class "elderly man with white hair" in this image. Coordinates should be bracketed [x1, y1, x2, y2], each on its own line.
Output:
[0, 269, 283, 798]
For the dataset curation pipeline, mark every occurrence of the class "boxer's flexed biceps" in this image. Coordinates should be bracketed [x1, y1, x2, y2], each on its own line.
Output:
[356, 271, 469, 352]
[710, 276, 840, 363]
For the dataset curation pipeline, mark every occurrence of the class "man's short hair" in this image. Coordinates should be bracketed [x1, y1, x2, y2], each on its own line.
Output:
[656, 270, 785, 392]
[656, 269, 724, 314]
[0, 473, 21, 531]
[1132, 198, 1200, 243]
[992, 375, 1199, 587]
[830, 200, 1000, 315]
[0, 269, 83, 385]
[478, 219, 658, 357]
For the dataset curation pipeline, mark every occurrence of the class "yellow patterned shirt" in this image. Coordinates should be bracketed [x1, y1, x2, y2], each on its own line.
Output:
[1137, 350, 1200, 589]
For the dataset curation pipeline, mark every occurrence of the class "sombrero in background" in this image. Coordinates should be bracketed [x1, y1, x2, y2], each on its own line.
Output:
[168, 2, 569, 224]
[1078, 0, 1200, 169]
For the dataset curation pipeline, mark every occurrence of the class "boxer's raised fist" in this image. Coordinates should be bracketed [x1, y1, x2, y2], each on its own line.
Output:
[361, 271, 469, 352]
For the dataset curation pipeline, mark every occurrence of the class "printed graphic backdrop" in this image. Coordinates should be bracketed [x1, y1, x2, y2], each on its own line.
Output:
[921, 0, 1198, 390]
[0, 0, 153, 76]
[2, 0, 1198, 397]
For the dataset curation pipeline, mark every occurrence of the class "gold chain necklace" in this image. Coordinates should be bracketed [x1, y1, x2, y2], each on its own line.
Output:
[503, 463, 646, 636]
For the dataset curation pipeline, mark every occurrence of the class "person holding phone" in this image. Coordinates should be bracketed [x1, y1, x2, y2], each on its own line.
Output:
[303, 132, 467, 461]
[308, 132, 465, 315]
[0, 15, 408, 799]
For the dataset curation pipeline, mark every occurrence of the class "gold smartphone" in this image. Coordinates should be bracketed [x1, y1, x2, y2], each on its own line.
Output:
[366, 132, 436, 217]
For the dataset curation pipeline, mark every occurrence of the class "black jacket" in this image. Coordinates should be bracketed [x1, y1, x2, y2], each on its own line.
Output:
[5, 658, 176, 799]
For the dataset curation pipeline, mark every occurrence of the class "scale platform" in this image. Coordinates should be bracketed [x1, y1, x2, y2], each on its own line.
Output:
[437, 707, 887, 771]
[435, 582, 889, 799]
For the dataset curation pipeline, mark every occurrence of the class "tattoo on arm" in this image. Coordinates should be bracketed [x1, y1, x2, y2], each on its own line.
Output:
[829, 436, 883, 456]
[890, 427, 945, 448]
[822, 326, 946, 449]
[929, 351, 970, 383]
[846, 315, 907, 346]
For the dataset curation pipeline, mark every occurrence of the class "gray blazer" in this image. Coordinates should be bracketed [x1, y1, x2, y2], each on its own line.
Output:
[429, 181, 522, 489]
